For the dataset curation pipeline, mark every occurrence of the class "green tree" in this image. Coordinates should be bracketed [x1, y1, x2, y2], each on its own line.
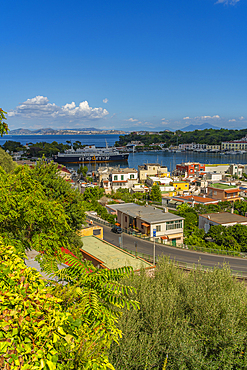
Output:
[110, 259, 247, 369]
[77, 165, 88, 178]
[150, 184, 161, 202]
[2, 140, 24, 152]
[31, 158, 85, 231]
[0, 108, 9, 136]
[0, 166, 71, 255]
[0, 147, 17, 173]
[82, 186, 104, 201]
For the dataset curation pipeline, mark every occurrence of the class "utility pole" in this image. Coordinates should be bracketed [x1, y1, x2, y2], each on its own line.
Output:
[153, 229, 156, 265]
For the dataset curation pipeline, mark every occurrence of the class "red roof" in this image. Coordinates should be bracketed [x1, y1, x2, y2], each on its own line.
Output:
[175, 195, 219, 204]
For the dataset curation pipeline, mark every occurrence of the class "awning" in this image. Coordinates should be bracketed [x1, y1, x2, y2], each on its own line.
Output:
[161, 236, 168, 240]
[167, 233, 183, 240]
[142, 222, 150, 227]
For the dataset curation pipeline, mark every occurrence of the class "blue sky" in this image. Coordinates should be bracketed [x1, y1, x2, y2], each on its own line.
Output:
[1, 0, 247, 131]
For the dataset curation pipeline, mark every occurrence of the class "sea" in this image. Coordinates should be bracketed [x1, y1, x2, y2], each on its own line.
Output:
[2, 134, 247, 173]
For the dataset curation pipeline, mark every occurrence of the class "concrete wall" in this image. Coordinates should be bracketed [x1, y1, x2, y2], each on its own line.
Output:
[78, 226, 103, 239]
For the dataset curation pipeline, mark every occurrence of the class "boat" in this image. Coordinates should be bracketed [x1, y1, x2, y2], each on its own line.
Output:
[53, 144, 129, 164]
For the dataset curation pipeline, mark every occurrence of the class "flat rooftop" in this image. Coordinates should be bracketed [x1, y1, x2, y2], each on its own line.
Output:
[81, 236, 153, 270]
[209, 183, 238, 189]
[200, 212, 247, 224]
[110, 203, 184, 224]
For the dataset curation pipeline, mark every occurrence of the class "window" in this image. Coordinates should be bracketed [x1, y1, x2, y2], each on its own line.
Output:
[121, 175, 124, 180]
[114, 175, 117, 180]
[125, 216, 127, 222]
[214, 191, 217, 195]
[166, 220, 182, 230]
[130, 174, 134, 179]
[156, 225, 161, 232]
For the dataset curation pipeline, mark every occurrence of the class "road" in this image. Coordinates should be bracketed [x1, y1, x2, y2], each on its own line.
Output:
[96, 222, 247, 273]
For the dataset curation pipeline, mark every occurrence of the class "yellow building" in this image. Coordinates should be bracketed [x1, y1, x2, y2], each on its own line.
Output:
[221, 140, 247, 151]
[172, 181, 189, 192]
[138, 163, 168, 182]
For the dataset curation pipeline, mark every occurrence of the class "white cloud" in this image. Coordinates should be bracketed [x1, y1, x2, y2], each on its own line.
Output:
[103, 98, 108, 104]
[239, 116, 244, 120]
[8, 96, 109, 121]
[124, 118, 138, 122]
[183, 116, 191, 120]
[161, 118, 166, 121]
[193, 115, 220, 120]
[229, 119, 236, 122]
[215, 0, 240, 5]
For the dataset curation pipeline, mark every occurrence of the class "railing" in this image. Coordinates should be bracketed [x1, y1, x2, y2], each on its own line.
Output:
[86, 214, 247, 259]
[114, 245, 247, 279]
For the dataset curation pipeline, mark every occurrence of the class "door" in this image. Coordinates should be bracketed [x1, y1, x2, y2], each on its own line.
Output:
[172, 238, 176, 246]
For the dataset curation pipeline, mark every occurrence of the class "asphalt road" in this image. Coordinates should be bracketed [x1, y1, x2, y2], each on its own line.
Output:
[96, 222, 247, 273]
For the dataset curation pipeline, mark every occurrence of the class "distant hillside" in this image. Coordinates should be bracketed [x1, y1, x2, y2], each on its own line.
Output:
[182, 123, 220, 131]
[8, 127, 126, 135]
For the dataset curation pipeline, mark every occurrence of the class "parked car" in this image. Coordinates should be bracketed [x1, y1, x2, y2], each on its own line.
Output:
[111, 226, 123, 234]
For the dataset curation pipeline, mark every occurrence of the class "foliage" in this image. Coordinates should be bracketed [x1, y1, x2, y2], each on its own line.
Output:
[0, 166, 71, 256]
[82, 199, 116, 224]
[0, 148, 17, 173]
[206, 224, 247, 252]
[233, 200, 247, 216]
[37, 252, 140, 368]
[194, 201, 232, 215]
[77, 165, 88, 178]
[2, 141, 25, 153]
[82, 186, 104, 201]
[150, 184, 162, 202]
[109, 188, 147, 205]
[0, 109, 9, 136]
[0, 243, 118, 369]
[174, 203, 198, 236]
[31, 158, 85, 231]
[110, 259, 247, 369]
[27, 141, 69, 158]
[117, 127, 247, 147]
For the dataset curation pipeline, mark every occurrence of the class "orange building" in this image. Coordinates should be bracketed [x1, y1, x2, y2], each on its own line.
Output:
[207, 183, 240, 202]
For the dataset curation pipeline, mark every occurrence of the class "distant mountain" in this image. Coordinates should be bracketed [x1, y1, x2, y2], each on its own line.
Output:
[181, 123, 220, 131]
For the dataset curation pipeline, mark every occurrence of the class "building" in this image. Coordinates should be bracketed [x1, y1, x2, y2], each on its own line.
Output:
[205, 172, 223, 182]
[199, 212, 247, 233]
[138, 163, 168, 182]
[221, 137, 247, 151]
[206, 144, 221, 151]
[110, 168, 138, 192]
[110, 203, 184, 245]
[130, 183, 149, 194]
[229, 164, 244, 177]
[171, 181, 190, 193]
[175, 162, 205, 176]
[163, 195, 219, 208]
[146, 176, 171, 187]
[80, 236, 153, 271]
[207, 183, 241, 202]
[204, 164, 229, 174]
[57, 165, 72, 181]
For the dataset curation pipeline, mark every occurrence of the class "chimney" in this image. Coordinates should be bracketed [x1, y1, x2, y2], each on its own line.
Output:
[207, 215, 211, 220]
[231, 207, 234, 214]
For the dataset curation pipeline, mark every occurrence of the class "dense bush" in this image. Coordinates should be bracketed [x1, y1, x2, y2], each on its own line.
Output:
[110, 259, 247, 369]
